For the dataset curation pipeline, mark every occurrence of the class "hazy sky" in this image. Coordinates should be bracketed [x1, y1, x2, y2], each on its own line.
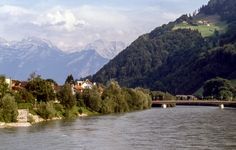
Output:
[0, 0, 209, 51]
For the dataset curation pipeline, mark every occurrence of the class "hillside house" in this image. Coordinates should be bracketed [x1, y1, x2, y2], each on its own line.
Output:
[197, 20, 210, 26]
[11, 80, 28, 91]
[74, 79, 96, 93]
[5, 77, 12, 89]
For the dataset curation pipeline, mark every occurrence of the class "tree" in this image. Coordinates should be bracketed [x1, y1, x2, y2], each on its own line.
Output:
[0, 94, 18, 123]
[25, 77, 56, 102]
[14, 88, 35, 103]
[35, 102, 57, 119]
[0, 76, 9, 99]
[102, 81, 129, 113]
[82, 87, 102, 112]
[203, 77, 235, 100]
[65, 74, 75, 84]
[46, 79, 58, 86]
[57, 83, 76, 109]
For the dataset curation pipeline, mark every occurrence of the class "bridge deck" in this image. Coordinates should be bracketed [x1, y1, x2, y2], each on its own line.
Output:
[152, 100, 236, 105]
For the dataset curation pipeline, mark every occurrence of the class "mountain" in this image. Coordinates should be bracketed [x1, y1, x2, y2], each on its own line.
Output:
[84, 39, 126, 59]
[92, 0, 236, 95]
[0, 37, 109, 83]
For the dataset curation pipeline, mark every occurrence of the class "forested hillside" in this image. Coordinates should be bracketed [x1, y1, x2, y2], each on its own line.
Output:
[92, 0, 236, 95]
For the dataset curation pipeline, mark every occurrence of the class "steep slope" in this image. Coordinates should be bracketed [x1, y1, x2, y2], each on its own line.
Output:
[92, 0, 236, 94]
[0, 37, 108, 83]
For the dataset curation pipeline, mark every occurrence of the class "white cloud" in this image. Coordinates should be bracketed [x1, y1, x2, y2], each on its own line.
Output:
[34, 8, 88, 32]
[0, 4, 186, 51]
[0, 5, 30, 16]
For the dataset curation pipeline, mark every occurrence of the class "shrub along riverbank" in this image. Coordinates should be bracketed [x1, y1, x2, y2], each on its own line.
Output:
[0, 75, 152, 126]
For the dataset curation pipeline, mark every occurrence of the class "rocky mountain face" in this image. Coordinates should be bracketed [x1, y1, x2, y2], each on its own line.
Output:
[0, 37, 109, 83]
[84, 40, 126, 59]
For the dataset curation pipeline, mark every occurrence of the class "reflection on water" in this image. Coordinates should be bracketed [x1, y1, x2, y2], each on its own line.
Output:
[1, 106, 236, 150]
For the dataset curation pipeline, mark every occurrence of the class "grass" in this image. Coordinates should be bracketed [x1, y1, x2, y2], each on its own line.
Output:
[173, 22, 227, 37]
[17, 103, 33, 109]
[79, 107, 99, 116]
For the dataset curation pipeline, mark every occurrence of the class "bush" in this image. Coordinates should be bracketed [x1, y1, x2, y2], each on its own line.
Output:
[53, 103, 65, 117]
[82, 88, 102, 112]
[15, 89, 35, 103]
[36, 101, 57, 119]
[57, 84, 76, 109]
[0, 94, 18, 123]
[64, 106, 78, 119]
[27, 115, 35, 123]
[17, 103, 33, 109]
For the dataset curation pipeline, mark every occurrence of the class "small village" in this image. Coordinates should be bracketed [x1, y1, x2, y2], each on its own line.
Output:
[0, 75, 152, 128]
[1, 76, 97, 128]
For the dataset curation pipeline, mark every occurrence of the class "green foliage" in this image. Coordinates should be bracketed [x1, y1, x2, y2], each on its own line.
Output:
[173, 22, 226, 37]
[92, 0, 236, 95]
[200, 0, 236, 23]
[101, 81, 128, 113]
[0, 76, 9, 99]
[82, 87, 102, 112]
[35, 102, 57, 119]
[26, 76, 56, 102]
[203, 77, 235, 100]
[75, 92, 85, 107]
[65, 74, 75, 84]
[57, 84, 76, 109]
[15, 88, 35, 103]
[151, 91, 175, 100]
[64, 106, 78, 119]
[0, 95, 18, 123]
[46, 79, 58, 86]
[17, 103, 33, 109]
[27, 115, 35, 123]
[100, 81, 151, 113]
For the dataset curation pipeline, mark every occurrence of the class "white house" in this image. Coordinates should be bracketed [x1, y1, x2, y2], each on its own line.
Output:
[5, 78, 12, 89]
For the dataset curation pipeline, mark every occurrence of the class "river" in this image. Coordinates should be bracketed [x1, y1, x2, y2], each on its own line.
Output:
[0, 106, 236, 150]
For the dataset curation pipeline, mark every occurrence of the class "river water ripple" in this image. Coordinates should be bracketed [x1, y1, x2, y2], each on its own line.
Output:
[0, 106, 236, 150]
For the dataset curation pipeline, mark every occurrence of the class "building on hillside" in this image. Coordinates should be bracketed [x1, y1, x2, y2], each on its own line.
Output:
[5, 77, 12, 89]
[11, 80, 28, 92]
[197, 20, 210, 26]
[74, 79, 96, 93]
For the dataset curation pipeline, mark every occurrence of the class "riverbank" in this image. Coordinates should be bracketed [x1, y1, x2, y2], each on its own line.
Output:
[0, 109, 89, 128]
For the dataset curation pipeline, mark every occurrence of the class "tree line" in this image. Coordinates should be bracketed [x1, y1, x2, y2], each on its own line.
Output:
[0, 74, 152, 123]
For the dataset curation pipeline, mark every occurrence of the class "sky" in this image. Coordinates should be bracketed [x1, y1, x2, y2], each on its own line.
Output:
[0, 0, 209, 51]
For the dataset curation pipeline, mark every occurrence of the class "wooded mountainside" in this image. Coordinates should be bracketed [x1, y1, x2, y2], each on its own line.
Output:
[92, 0, 236, 95]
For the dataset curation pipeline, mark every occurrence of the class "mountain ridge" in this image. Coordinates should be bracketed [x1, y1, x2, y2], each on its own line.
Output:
[0, 37, 109, 83]
[92, 0, 236, 94]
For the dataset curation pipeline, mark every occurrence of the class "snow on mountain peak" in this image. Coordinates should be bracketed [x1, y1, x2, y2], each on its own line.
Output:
[84, 39, 126, 59]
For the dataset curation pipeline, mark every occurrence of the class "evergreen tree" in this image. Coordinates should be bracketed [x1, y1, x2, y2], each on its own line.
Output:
[65, 74, 75, 84]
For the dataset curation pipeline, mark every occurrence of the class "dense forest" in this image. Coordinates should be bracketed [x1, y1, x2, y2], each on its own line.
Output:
[92, 0, 236, 97]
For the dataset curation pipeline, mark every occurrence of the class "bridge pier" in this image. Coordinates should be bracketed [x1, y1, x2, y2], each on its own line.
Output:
[219, 104, 224, 109]
[162, 104, 167, 109]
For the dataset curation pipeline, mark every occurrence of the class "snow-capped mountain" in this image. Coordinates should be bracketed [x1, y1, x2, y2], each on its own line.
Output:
[84, 39, 126, 59]
[0, 37, 109, 83]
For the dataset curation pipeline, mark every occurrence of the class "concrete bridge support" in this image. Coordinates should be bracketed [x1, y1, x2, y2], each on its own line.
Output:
[219, 104, 224, 109]
[162, 104, 167, 109]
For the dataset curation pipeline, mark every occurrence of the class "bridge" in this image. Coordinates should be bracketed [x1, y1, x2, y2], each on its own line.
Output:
[152, 100, 236, 109]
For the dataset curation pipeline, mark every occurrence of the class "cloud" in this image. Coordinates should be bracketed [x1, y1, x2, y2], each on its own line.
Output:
[0, 1, 208, 51]
[33, 8, 88, 32]
[0, 5, 30, 16]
